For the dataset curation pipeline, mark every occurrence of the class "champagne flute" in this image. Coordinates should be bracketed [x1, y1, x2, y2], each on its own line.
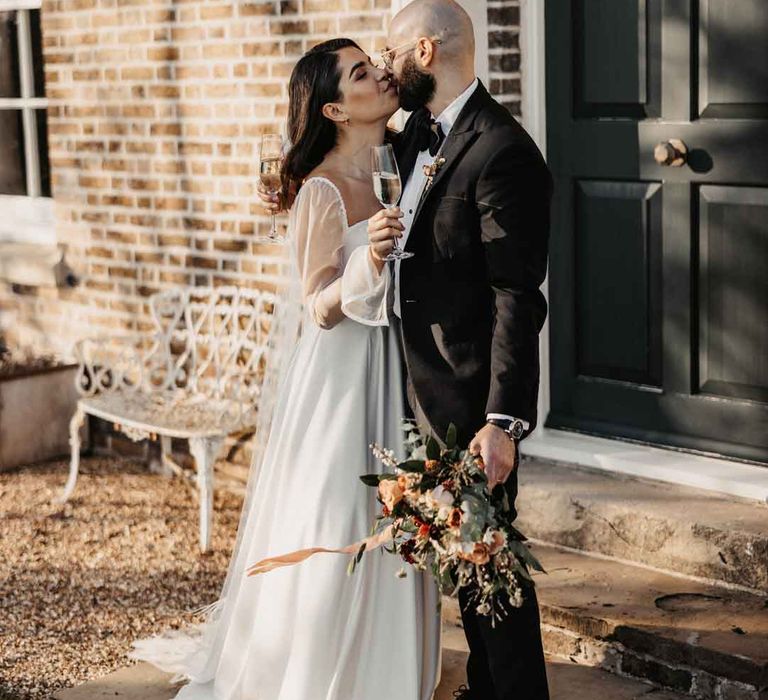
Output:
[371, 144, 414, 261]
[259, 134, 284, 241]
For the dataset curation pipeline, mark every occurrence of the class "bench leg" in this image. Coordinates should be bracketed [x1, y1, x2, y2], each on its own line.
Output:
[189, 436, 223, 554]
[56, 404, 86, 504]
[159, 435, 174, 475]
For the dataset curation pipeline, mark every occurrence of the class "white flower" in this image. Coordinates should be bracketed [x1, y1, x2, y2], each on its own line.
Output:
[423, 484, 454, 513]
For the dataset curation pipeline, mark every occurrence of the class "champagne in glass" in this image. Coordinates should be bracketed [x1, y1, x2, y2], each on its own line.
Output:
[373, 172, 402, 207]
[371, 144, 413, 261]
[259, 134, 284, 241]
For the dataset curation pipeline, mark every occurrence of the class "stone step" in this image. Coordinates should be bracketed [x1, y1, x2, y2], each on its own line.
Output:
[440, 625, 687, 699]
[53, 647, 688, 700]
[445, 544, 768, 699]
[516, 457, 768, 592]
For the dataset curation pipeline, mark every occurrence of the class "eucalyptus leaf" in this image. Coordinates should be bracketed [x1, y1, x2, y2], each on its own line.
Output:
[398, 459, 426, 473]
[355, 543, 366, 564]
[445, 423, 457, 449]
[359, 474, 381, 486]
[511, 559, 534, 583]
[426, 435, 440, 461]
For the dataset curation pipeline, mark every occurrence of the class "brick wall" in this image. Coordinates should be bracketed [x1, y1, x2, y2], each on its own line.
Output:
[0, 0, 522, 457]
[487, 0, 521, 116]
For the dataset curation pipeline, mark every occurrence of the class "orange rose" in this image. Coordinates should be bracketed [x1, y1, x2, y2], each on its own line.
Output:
[461, 542, 491, 566]
[417, 523, 431, 540]
[378, 479, 404, 511]
[425, 459, 440, 473]
[449, 508, 463, 528]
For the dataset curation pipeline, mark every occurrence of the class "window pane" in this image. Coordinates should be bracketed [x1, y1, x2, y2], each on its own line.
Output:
[31, 9, 45, 98]
[0, 108, 26, 195]
[0, 11, 21, 99]
[36, 108, 50, 196]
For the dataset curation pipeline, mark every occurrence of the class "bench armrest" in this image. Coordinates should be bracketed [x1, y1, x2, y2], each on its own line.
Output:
[73, 334, 157, 397]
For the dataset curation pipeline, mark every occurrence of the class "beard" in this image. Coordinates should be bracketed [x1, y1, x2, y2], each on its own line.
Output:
[396, 54, 436, 112]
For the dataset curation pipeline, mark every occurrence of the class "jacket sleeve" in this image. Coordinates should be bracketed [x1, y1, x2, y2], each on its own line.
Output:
[475, 130, 553, 428]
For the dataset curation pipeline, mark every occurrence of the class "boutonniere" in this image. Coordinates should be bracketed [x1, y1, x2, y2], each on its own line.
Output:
[422, 157, 446, 189]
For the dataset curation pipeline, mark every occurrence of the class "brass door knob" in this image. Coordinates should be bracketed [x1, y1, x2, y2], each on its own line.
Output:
[654, 139, 688, 167]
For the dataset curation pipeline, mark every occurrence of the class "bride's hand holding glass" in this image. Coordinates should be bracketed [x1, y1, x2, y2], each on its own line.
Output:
[367, 207, 405, 272]
[371, 144, 413, 261]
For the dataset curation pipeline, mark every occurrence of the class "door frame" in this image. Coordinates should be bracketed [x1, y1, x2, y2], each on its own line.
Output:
[518, 0, 768, 503]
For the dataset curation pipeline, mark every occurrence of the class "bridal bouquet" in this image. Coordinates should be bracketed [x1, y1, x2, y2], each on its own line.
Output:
[352, 421, 544, 623]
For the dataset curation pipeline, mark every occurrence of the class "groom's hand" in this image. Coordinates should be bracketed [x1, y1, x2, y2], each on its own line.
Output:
[469, 423, 519, 490]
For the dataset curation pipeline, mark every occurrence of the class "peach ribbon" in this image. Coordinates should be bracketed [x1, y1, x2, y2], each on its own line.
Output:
[245, 523, 396, 577]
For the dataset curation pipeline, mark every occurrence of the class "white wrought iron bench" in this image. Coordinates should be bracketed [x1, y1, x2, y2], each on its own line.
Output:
[58, 286, 276, 552]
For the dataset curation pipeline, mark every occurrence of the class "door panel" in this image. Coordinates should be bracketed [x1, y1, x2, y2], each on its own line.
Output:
[697, 185, 768, 403]
[698, 0, 768, 118]
[575, 181, 662, 386]
[546, 0, 768, 462]
[573, 0, 661, 117]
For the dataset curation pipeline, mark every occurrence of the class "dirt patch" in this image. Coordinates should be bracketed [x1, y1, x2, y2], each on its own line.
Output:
[0, 457, 243, 700]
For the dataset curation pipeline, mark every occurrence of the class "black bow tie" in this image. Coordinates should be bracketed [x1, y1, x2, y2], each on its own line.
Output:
[414, 113, 445, 156]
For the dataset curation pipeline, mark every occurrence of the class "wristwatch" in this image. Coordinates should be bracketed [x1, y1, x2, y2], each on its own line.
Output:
[487, 417, 525, 441]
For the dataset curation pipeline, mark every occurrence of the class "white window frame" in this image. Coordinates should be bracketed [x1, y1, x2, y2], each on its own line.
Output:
[0, 0, 54, 245]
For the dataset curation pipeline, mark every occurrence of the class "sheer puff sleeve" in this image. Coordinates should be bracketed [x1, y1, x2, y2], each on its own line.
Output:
[291, 178, 390, 329]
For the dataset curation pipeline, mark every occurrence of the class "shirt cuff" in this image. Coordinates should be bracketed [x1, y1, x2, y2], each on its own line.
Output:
[486, 413, 530, 433]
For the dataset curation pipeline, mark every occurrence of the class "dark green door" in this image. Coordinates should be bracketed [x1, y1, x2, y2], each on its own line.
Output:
[546, 0, 768, 463]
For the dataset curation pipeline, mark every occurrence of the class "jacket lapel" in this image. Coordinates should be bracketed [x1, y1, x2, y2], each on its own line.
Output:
[406, 82, 491, 249]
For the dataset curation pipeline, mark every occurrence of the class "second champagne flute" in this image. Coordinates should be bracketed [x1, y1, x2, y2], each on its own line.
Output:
[371, 144, 413, 261]
[259, 134, 284, 241]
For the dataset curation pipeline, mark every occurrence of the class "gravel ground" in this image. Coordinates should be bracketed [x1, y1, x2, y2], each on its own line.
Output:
[0, 456, 244, 700]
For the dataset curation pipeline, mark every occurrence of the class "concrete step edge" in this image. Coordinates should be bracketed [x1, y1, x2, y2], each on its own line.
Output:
[516, 458, 768, 592]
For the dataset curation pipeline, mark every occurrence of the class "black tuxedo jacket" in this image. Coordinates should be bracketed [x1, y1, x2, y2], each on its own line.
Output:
[393, 81, 552, 447]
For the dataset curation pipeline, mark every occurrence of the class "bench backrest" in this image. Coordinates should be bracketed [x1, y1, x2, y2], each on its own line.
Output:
[145, 285, 275, 406]
[75, 286, 277, 416]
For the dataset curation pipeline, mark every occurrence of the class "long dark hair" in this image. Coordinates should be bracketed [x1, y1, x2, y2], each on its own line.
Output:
[280, 38, 361, 201]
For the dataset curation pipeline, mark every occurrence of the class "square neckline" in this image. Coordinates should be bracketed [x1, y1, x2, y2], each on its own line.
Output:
[302, 176, 371, 230]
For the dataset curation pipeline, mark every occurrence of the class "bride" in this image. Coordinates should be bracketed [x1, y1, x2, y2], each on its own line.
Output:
[130, 38, 442, 700]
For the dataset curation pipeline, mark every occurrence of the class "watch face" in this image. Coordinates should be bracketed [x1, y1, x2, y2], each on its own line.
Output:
[510, 421, 525, 439]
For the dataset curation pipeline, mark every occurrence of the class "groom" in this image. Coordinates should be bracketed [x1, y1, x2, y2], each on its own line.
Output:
[368, 2, 552, 698]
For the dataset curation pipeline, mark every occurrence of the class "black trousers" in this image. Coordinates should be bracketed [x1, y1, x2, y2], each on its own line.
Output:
[459, 583, 549, 700]
[395, 318, 549, 699]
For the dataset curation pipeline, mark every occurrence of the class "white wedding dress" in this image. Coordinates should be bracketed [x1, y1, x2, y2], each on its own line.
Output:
[130, 177, 442, 700]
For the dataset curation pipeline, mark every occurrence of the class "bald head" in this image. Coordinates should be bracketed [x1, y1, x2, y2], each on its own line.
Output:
[390, 0, 475, 67]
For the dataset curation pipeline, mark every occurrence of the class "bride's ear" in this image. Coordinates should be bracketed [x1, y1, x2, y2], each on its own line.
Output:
[322, 102, 349, 126]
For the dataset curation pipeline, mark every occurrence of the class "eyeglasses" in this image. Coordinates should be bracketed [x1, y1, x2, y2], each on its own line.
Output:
[377, 36, 443, 70]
